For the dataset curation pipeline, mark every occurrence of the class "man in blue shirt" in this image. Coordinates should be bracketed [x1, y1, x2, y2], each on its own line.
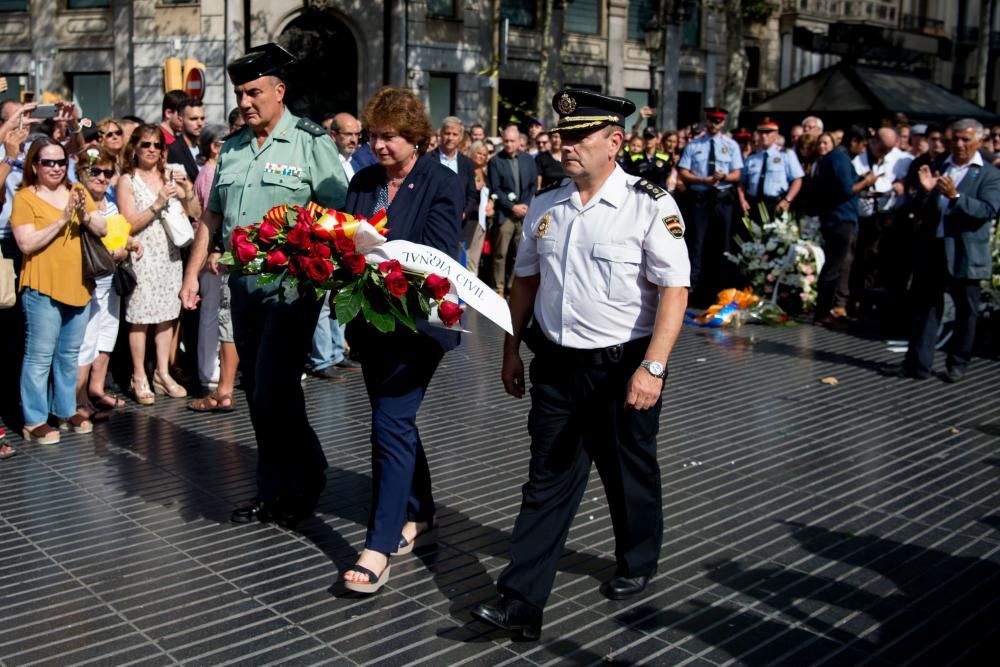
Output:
[813, 125, 872, 326]
[740, 118, 803, 223]
[678, 106, 743, 301]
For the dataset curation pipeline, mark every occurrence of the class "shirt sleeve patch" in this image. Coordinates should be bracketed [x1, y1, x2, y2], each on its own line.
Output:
[663, 214, 684, 238]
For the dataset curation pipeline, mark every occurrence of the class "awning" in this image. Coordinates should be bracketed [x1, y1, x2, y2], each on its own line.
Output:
[743, 63, 997, 127]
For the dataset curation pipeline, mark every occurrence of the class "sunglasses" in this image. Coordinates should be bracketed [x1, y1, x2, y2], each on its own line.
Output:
[139, 141, 164, 150]
[37, 158, 68, 168]
[101, 130, 123, 138]
[88, 167, 115, 179]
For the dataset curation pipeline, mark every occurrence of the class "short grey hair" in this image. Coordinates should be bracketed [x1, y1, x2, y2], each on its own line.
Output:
[441, 116, 463, 131]
[951, 118, 985, 139]
[802, 116, 824, 132]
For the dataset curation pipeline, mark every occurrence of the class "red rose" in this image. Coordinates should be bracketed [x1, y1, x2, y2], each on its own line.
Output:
[311, 241, 332, 259]
[305, 257, 334, 282]
[230, 226, 249, 248]
[258, 219, 281, 246]
[334, 235, 355, 255]
[265, 249, 288, 270]
[378, 259, 402, 274]
[293, 205, 314, 226]
[233, 238, 259, 263]
[423, 274, 451, 300]
[341, 252, 366, 275]
[438, 300, 463, 327]
[384, 270, 408, 298]
[288, 255, 309, 277]
[286, 222, 312, 251]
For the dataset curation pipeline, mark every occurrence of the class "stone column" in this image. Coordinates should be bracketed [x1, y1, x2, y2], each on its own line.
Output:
[606, 0, 628, 97]
[111, 0, 134, 115]
[29, 0, 57, 95]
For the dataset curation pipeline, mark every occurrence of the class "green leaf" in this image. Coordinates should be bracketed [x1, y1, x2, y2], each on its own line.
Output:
[361, 298, 396, 333]
[386, 295, 416, 332]
[417, 294, 432, 316]
[334, 283, 362, 323]
[256, 272, 281, 286]
[218, 251, 236, 266]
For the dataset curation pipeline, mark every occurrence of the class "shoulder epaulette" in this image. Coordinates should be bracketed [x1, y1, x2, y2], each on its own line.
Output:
[654, 152, 670, 160]
[630, 153, 645, 162]
[635, 178, 668, 200]
[221, 126, 247, 143]
[296, 117, 326, 137]
[537, 177, 568, 195]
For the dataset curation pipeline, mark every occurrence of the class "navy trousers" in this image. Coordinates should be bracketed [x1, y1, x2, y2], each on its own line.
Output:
[357, 330, 444, 554]
[685, 189, 736, 297]
[904, 240, 981, 376]
[229, 275, 328, 511]
[497, 337, 663, 611]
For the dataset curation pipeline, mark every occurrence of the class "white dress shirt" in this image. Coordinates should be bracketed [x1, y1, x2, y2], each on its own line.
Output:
[339, 152, 355, 182]
[514, 165, 690, 349]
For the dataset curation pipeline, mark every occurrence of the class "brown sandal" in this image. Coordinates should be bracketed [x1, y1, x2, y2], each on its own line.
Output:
[187, 391, 235, 413]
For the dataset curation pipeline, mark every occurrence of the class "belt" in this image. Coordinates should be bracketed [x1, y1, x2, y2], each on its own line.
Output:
[525, 325, 650, 367]
[694, 188, 734, 201]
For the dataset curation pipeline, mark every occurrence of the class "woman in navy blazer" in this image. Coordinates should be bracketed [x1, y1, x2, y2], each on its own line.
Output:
[341, 87, 464, 593]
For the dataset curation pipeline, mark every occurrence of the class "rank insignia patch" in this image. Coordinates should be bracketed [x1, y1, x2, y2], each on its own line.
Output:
[663, 214, 684, 239]
[773, 157, 782, 164]
[536, 214, 551, 239]
[721, 146, 729, 154]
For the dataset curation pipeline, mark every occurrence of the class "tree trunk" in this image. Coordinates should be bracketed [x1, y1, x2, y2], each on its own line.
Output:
[537, 0, 554, 121]
[976, 0, 993, 107]
[722, 0, 748, 121]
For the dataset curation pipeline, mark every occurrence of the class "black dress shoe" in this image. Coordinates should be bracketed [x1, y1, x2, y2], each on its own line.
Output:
[942, 366, 966, 383]
[471, 596, 542, 640]
[600, 573, 654, 600]
[879, 363, 929, 380]
[231, 499, 273, 524]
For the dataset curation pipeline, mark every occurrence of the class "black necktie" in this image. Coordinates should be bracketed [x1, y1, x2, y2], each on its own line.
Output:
[756, 151, 767, 198]
[708, 138, 716, 176]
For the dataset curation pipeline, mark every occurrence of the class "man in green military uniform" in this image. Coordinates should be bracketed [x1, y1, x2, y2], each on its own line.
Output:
[180, 43, 348, 527]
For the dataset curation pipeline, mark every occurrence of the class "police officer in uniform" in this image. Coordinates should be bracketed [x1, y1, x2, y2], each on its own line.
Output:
[621, 135, 672, 188]
[740, 118, 804, 223]
[179, 44, 349, 526]
[677, 106, 743, 300]
[471, 88, 690, 640]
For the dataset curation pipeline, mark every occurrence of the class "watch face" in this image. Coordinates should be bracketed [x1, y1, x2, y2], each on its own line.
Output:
[648, 361, 664, 376]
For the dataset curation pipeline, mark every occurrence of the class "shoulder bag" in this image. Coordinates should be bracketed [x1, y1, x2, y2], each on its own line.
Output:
[160, 199, 194, 248]
[0, 247, 14, 308]
[81, 227, 116, 280]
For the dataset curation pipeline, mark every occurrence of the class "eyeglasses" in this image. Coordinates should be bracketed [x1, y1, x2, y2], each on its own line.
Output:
[139, 141, 164, 150]
[37, 158, 68, 168]
[101, 130, 123, 138]
[88, 167, 115, 179]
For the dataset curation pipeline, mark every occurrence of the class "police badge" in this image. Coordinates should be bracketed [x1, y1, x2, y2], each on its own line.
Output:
[556, 93, 576, 115]
[536, 215, 551, 238]
[663, 214, 684, 239]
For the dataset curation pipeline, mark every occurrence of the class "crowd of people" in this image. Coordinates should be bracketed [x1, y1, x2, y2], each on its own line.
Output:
[0, 41, 997, 637]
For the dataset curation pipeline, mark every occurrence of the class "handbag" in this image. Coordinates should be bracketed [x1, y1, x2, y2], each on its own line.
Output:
[81, 228, 116, 280]
[0, 253, 14, 309]
[112, 260, 138, 297]
[160, 199, 194, 248]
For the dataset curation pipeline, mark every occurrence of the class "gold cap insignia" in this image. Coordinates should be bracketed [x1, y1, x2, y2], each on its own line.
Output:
[556, 93, 577, 115]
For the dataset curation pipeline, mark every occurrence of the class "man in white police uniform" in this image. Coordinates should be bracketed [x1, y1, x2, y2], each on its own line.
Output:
[471, 88, 690, 640]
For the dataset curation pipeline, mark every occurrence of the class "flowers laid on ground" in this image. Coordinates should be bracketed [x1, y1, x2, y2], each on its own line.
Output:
[724, 206, 824, 314]
[687, 288, 789, 328]
[982, 226, 1000, 306]
[221, 203, 465, 333]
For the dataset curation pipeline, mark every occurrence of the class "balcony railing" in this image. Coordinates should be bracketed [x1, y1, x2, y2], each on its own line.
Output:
[782, 0, 898, 26]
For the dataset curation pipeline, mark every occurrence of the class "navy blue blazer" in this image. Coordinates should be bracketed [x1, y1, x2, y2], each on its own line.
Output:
[487, 151, 537, 220]
[912, 156, 1000, 281]
[345, 153, 464, 351]
[426, 148, 479, 226]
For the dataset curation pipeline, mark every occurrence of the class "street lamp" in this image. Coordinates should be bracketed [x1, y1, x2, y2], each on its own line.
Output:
[644, 12, 664, 123]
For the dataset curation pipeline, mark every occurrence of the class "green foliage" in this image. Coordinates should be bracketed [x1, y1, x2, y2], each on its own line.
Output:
[742, 0, 777, 24]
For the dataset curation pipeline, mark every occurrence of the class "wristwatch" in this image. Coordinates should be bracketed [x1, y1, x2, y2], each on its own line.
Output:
[640, 360, 666, 379]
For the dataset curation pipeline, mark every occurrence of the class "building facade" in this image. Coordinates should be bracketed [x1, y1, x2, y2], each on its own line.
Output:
[0, 1, 996, 132]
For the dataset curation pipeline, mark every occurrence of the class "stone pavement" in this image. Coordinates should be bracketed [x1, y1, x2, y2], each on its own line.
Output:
[1, 315, 998, 666]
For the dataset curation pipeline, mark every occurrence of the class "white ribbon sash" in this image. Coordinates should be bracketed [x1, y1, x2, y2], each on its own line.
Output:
[353, 222, 513, 334]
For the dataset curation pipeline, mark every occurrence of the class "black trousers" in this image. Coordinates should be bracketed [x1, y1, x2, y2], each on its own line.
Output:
[816, 220, 856, 315]
[904, 240, 981, 376]
[497, 335, 663, 611]
[229, 275, 328, 510]
[685, 189, 736, 297]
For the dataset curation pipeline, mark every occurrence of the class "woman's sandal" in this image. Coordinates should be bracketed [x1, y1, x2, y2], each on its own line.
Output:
[343, 559, 391, 594]
[392, 519, 438, 556]
[187, 392, 235, 413]
[152, 371, 187, 398]
[131, 376, 155, 405]
[59, 413, 94, 434]
[0, 444, 17, 460]
[91, 393, 126, 411]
